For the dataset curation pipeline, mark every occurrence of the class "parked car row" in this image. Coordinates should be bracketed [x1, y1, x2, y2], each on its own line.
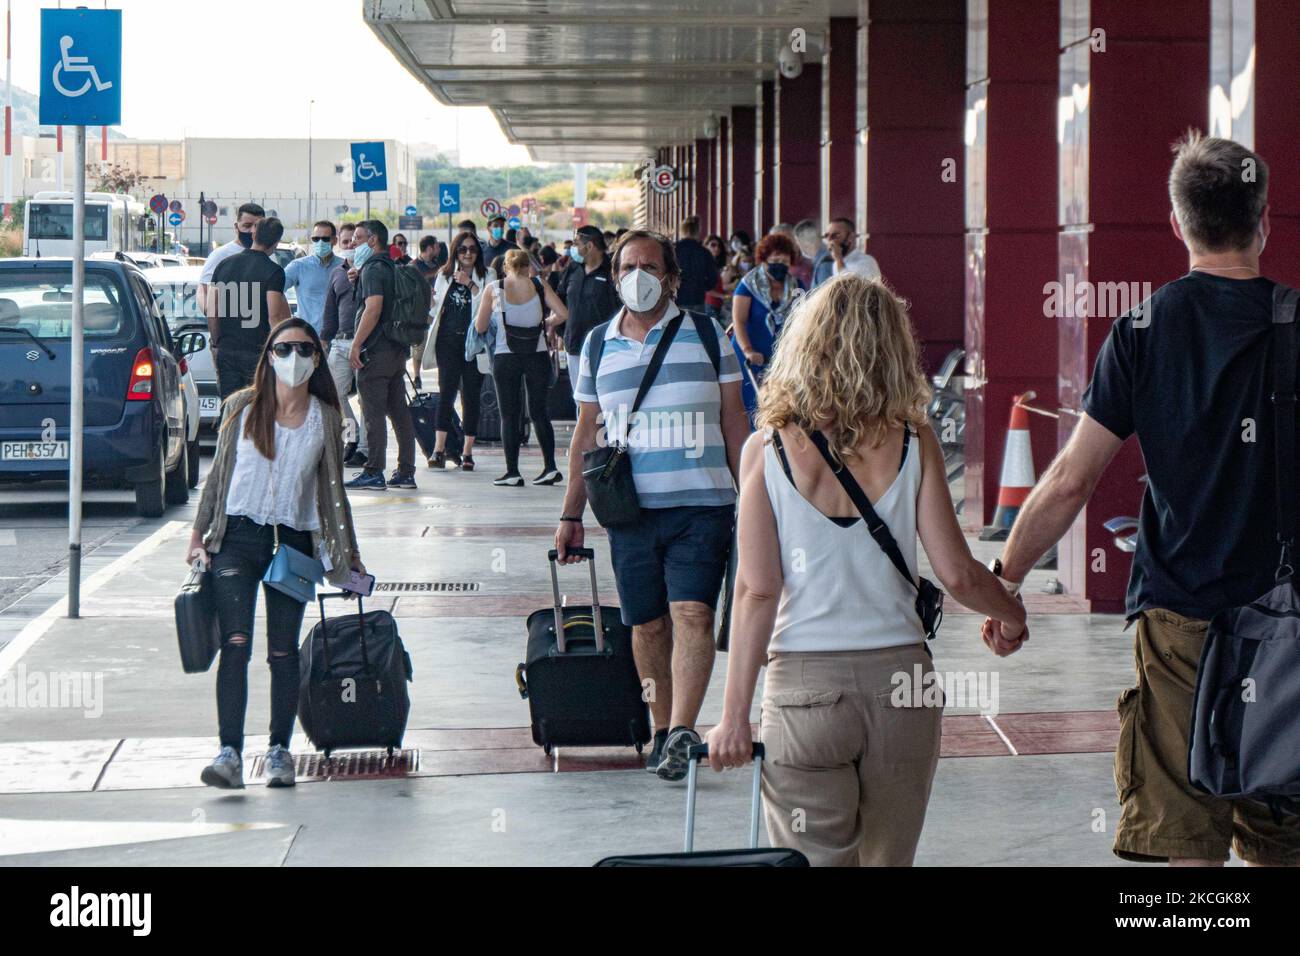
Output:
[0, 257, 206, 517]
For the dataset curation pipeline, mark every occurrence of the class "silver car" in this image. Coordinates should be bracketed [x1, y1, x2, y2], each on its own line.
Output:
[144, 265, 221, 433]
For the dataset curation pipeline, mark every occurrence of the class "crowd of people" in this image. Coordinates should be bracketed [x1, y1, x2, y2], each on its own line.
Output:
[182, 130, 1297, 867]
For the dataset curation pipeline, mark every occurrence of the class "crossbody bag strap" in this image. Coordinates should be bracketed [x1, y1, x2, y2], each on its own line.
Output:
[628, 314, 684, 419]
[1272, 284, 1299, 566]
[807, 429, 917, 592]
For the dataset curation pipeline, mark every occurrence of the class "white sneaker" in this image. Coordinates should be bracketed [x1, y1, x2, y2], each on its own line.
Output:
[200, 746, 244, 789]
[264, 744, 296, 788]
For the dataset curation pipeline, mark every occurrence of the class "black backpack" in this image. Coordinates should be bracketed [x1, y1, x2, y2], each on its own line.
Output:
[369, 257, 433, 348]
[1188, 283, 1300, 819]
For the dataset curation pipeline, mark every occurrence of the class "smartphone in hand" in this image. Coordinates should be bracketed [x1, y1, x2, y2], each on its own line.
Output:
[340, 570, 376, 596]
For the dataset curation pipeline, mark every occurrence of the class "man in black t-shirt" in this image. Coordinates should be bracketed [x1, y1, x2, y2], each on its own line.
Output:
[674, 215, 720, 312]
[207, 217, 290, 398]
[346, 219, 416, 491]
[990, 133, 1300, 866]
[562, 225, 619, 365]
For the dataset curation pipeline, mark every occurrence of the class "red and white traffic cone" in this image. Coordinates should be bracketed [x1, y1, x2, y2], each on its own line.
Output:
[980, 393, 1037, 541]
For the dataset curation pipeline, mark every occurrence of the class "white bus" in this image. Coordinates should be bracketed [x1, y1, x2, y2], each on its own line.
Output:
[23, 190, 149, 258]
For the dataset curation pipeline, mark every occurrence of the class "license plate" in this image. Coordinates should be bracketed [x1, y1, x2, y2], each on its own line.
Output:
[2, 441, 68, 461]
[199, 397, 220, 413]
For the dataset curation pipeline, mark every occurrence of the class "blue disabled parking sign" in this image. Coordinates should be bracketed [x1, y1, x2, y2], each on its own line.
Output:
[39, 8, 122, 125]
[350, 142, 387, 193]
[439, 183, 460, 214]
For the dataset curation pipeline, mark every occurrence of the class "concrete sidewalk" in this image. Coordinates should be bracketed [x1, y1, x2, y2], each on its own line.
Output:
[0, 425, 1156, 866]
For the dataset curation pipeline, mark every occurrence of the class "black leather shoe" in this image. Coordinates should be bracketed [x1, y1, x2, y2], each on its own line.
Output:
[344, 449, 369, 468]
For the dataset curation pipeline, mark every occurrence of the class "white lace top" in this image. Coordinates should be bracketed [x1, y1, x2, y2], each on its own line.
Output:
[225, 397, 324, 532]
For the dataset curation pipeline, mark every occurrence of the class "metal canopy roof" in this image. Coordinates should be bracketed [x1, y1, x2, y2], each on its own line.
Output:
[365, 0, 853, 163]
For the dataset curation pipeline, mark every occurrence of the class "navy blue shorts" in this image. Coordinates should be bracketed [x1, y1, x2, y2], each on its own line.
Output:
[606, 504, 734, 626]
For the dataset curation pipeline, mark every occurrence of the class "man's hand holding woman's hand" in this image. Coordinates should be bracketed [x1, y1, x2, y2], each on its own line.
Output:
[981, 596, 1028, 657]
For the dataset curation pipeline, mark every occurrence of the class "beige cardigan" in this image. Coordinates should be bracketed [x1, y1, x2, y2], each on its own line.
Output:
[193, 389, 360, 585]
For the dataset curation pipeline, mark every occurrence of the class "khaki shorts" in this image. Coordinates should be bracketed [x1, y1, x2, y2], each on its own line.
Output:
[760, 645, 942, 867]
[1114, 608, 1300, 864]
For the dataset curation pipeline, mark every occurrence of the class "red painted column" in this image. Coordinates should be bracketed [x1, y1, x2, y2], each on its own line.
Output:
[962, 0, 1060, 531]
[716, 116, 730, 236]
[759, 80, 776, 236]
[1056, 0, 1208, 612]
[1254, 0, 1300, 287]
[694, 139, 711, 233]
[864, 0, 965, 373]
[822, 16, 858, 223]
[730, 107, 756, 238]
[775, 63, 822, 226]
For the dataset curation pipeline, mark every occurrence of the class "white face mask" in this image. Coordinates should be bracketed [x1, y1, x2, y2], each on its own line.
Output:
[337, 245, 355, 261]
[271, 351, 315, 388]
[619, 268, 663, 313]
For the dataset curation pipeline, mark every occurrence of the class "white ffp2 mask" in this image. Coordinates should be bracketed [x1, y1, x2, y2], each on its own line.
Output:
[271, 352, 315, 388]
[619, 268, 663, 313]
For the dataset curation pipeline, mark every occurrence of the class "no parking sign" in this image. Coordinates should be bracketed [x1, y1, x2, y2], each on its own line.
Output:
[480, 198, 501, 218]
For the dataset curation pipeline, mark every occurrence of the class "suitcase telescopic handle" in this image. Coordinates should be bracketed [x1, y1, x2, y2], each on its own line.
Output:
[316, 591, 373, 676]
[684, 742, 766, 853]
[546, 548, 604, 654]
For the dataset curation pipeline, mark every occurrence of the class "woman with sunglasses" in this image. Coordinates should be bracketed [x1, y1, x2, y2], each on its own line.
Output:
[421, 230, 488, 470]
[188, 319, 366, 791]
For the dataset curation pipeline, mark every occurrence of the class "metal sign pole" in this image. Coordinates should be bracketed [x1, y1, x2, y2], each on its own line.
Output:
[68, 124, 85, 618]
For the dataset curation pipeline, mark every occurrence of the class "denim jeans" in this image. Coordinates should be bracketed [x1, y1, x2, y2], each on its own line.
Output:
[210, 515, 313, 752]
[327, 338, 367, 455]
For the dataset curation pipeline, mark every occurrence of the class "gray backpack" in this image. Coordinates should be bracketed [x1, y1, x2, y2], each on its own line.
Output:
[1188, 284, 1300, 819]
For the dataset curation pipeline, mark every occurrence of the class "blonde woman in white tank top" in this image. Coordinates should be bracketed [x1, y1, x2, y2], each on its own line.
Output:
[705, 274, 1028, 867]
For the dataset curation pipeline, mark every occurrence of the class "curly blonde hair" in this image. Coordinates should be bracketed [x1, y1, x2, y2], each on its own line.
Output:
[755, 273, 931, 463]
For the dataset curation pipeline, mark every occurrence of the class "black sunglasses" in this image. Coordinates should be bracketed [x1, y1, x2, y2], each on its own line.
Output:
[457, 246, 478, 256]
[395, 239, 408, 246]
[268, 341, 318, 358]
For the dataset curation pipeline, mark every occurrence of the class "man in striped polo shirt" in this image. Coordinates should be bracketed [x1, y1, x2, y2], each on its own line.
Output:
[556, 230, 750, 781]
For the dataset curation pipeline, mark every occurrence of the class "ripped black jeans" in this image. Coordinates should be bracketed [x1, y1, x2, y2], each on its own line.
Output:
[210, 515, 313, 753]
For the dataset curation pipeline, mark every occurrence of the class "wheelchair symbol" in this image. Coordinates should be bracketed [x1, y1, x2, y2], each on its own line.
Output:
[355, 154, 381, 181]
[441, 190, 457, 207]
[52, 35, 113, 98]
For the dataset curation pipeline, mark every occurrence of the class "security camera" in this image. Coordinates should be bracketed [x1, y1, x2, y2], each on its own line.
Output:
[703, 115, 719, 138]
[778, 42, 803, 80]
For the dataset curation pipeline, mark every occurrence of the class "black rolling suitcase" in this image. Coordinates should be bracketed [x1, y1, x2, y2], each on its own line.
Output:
[478, 373, 530, 445]
[407, 374, 464, 460]
[298, 592, 413, 758]
[515, 548, 650, 754]
[549, 357, 576, 421]
[595, 743, 810, 866]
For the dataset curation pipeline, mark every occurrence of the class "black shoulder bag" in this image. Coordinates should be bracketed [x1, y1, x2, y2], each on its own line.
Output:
[1188, 283, 1300, 817]
[807, 429, 944, 640]
[502, 276, 549, 354]
[581, 314, 684, 528]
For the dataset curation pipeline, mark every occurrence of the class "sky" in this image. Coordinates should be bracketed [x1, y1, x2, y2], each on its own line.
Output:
[5, 0, 537, 166]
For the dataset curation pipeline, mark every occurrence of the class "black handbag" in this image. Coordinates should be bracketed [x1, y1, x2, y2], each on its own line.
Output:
[501, 277, 548, 354]
[174, 567, 222, 673]
[1188, 284, 1300, 816]
[805, 428, 944, 641]
[581, 314, 684, 528]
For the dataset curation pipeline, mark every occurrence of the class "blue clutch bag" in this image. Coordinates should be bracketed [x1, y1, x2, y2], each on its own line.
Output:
[262, 525, 324, 604]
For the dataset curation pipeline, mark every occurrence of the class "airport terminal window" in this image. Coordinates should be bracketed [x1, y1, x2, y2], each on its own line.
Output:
[0, 274, 130, 339]
[27, 203, 110, 242]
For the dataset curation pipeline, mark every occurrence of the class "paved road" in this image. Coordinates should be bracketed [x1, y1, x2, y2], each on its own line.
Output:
[0, 452, 214, 612]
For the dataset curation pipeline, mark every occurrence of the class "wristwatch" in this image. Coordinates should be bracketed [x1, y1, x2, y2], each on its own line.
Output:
[989, 557, 1023, 597]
